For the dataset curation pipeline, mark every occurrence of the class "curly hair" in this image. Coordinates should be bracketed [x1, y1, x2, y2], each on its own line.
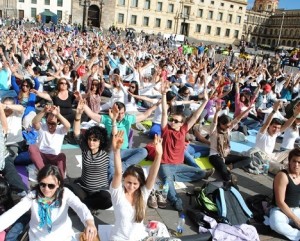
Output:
[123, 165, 146, 223]
[84, 126, 110, 152]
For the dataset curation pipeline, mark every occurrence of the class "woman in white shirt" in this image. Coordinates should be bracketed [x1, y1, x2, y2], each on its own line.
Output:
[0, 165, 97, 241]
[281, 115, 300, 150]
[110, 132, 162, 241]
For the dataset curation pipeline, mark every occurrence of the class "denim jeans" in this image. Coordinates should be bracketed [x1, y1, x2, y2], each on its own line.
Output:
[108, 148, 148, 182]
[158, 164, 206, 205]
[5, 212, 30, 241]
[241, 117, 261, 130]
[269, 207, 300, 241]
[184, 144, 210, 168]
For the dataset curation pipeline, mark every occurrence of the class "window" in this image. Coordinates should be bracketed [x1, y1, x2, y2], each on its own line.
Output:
[208, 11, 213, 20]
[220, 2, 224, 6]
[196, 24, 201, 33]
[19, 0, 24, 2]
[166, 20, 172, 29]
[131, 15, 137, 24]
[217, 12, 223, 21]
[155, 18, 161, 27]
[234, 30, 239, 38]
[197, 9, 203, 17]
[31, 0, 37, 3]
[157, 2, 162, 11]
[168, 4, 174, 13]
[183, 6, 190, 16]
[31, 8, 36, 17]
[230, 4, 234, 8]
[236, 16, 241, 24]
[206, 25, 211, 34]
[144, 0, 150, 9]
[131, 0, 138, 7]
[45, 9, 50, 12]
[239, 6, 243, 10]
[267, 5, 271, 9]
[143, 16, 149, 26]
[57, 10, 62, 20]
[211, 1, 214, 4]
[227, 14, 232, 23]
[216, 27, 221, 35]
[118, 0, 125, 5]
[200, 0, 204, 2]
[118, 13, 124, 23]
[225, 28, 230, 37]
[57, 0, 63, 6]
[45, 0, 50, 5]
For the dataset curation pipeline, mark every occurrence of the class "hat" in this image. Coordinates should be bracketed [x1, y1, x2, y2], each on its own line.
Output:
[263, 84, 272, 93]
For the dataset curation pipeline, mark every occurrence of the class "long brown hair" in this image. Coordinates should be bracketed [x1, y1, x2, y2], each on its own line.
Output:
[123, 165, 146, 222]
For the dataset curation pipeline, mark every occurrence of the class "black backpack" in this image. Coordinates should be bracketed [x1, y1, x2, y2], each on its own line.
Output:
[246, 194, 272, 223]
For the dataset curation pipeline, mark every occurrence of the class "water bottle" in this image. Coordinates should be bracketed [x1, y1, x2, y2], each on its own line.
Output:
[176, 214, 185, 236]
[263, 160, 270, 175]
[162, 182, 169, 199]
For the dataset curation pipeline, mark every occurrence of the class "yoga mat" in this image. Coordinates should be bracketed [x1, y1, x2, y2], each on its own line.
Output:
[16, 165, 29, 188]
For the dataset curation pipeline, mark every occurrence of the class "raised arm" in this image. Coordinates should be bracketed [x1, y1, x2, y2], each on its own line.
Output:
[83, 104, 101, 123]
[161, 81, 169, 129]
[259, 101, 281, 134]
[281, 102, 300, 132]
[74, 99, 85, 137]
[51, 106, 71, 132]
[111, 131, 124, 189]
[145, 135, 162, 190]
[135, 101, 160, 123]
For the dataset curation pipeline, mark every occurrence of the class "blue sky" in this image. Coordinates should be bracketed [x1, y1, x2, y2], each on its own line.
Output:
[247, 0, 300, 10]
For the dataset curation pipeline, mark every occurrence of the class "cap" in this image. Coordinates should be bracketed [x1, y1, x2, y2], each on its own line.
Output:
[263, 84, 272, 93]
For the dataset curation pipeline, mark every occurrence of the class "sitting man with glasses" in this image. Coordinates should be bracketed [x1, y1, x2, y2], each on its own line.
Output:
[158, 81, 214, 212]
[28, 105, 70, 178]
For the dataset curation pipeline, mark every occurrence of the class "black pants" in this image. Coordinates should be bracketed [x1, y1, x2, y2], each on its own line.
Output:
[209, 154, 251, 181]
[66, 181, 112, 210]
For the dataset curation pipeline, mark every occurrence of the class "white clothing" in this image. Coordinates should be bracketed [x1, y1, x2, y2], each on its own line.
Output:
[109, 184, 151, 241]
[37, 76, 48, 92]
[37, 123, 67, 155]
[100, 88, 125, 111]
[0, 188, 94, 241]
[255, 131, 279, 155]
[281, 126, 300, 150]
[117, 63, 127, 78]
[6, 110, 24, 145]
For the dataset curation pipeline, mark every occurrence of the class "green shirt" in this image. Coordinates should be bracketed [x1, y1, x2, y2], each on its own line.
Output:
[101, 114, 136, 149]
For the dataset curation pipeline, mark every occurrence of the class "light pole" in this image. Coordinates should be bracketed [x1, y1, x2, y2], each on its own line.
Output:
[79, 0, 91, 32]
[277, 11, 286, 46]
[99, 0, 104, 28]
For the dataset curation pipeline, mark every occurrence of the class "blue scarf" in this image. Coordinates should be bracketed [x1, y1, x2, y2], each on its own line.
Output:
[37, 197, 59, 233]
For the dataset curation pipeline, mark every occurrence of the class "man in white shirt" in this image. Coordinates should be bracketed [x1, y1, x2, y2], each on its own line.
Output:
[255, 101, 300, 174]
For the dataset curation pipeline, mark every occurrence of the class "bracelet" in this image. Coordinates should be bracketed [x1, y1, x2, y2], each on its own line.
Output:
[75, 118, 81, 121]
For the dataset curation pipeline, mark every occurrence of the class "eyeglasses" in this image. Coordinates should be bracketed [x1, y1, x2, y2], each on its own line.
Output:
[168, 117, 183, 124]
[22, 85, 29, 88]
[183, 92, 190, 96]
[47, 122, 57, 126]
[39, 182, 56, 190]
[59, 82, 67, 85]
[88, 137, 99, 142]
[130, 86, 135, 89]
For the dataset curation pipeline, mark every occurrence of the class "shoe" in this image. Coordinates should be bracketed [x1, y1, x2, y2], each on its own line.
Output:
[147, 190, 158, 209]
[173, 199, 183, 212]
[227, 163, 233, 171]
[204, 168, 215, 179]
[155, 191, 167, 209]
[230, 174, 238, 186]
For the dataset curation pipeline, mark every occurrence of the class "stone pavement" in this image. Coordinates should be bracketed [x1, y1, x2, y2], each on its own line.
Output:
[62, 128, 288, 241]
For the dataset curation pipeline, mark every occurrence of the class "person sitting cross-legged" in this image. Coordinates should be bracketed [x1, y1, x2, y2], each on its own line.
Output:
[158, 81, 214, 212]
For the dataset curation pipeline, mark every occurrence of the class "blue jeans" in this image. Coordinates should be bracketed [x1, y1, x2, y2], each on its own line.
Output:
[184, 144, 210, 168]
[269, 207, 300, 240]
[241, 117, 261, 130]
[108, 148, 148, 182]
[5, 212, 30, 241]
[158, 164, 206, 205]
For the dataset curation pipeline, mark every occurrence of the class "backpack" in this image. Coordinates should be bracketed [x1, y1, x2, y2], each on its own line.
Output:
[195, 182, 219, 216]
[214, 186, 253, 225]
[245, 194, 272, 223]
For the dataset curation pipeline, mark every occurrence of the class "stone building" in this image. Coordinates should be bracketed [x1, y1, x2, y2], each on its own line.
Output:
[243, 0, 300, 48]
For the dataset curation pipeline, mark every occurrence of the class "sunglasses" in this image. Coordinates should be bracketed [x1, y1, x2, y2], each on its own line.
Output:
[47, 122, 57, 126]
[130, 86, 135, 88]
[88, 137, 99, 142]
[59, 82, 67, 85]
[39, 182, 56, 190]
[168, 117, 183, 124]
[22, 85, 29, 87]
[183, 92, 190, 96]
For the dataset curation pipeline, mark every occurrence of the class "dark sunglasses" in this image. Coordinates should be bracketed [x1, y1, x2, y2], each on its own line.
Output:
[22, 84, 29, 87]
[168, 117, 182, 124]
[59, 82, 67, 85]
[88, 137, 99, 142]
[130, 85, 135, 88]
[39, 182, 56, 189]
[47, 122, 57, 126]
[183, 92, 190, 96]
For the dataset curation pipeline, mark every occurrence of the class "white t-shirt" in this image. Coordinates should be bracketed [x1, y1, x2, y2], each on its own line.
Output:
[109, 184, 151, 241]
[282, 126, 300, 150]
[6, 110, 24, 145]
[37, 76, 48, 92]
[255, 131, 279, 155]
[37, 123, 67, 155]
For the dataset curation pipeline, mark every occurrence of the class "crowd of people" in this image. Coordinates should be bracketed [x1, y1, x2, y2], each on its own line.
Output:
[0, 24, 299, 241]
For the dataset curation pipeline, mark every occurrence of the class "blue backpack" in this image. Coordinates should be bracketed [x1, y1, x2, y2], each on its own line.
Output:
[215, 186, 253, 225]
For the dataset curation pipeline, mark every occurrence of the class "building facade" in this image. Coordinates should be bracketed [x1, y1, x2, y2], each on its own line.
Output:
[0, 0, 17, 19]
[243, 0, 300, 48]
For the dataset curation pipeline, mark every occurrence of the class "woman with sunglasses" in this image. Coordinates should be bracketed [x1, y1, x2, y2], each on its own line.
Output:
[110, 131, 164, 241]
[0, 165, 97, 241]
[10, 69, 40, 128]
[66, 99, 112, 211]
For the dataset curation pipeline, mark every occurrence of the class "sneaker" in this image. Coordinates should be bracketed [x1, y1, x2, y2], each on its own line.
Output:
[204, 168, 215, 179]
[173, 199, 183, 212]
[147, 190, 158, 209]
[155, 191, 167, 209]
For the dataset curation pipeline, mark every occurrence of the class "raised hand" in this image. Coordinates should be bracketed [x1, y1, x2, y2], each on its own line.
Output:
[109, 103, 119, 121]
[153, 134, 163, 156]
[273, 100, 281, 112]
[112, 130, 124, 152]
[51, 106, 60, 116]
[161, 80, 169, 94]
[76, 99, 85, 115]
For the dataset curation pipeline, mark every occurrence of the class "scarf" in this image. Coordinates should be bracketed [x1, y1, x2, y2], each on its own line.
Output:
[37, 197, 59, 233]
[217, 129, 230, 158]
